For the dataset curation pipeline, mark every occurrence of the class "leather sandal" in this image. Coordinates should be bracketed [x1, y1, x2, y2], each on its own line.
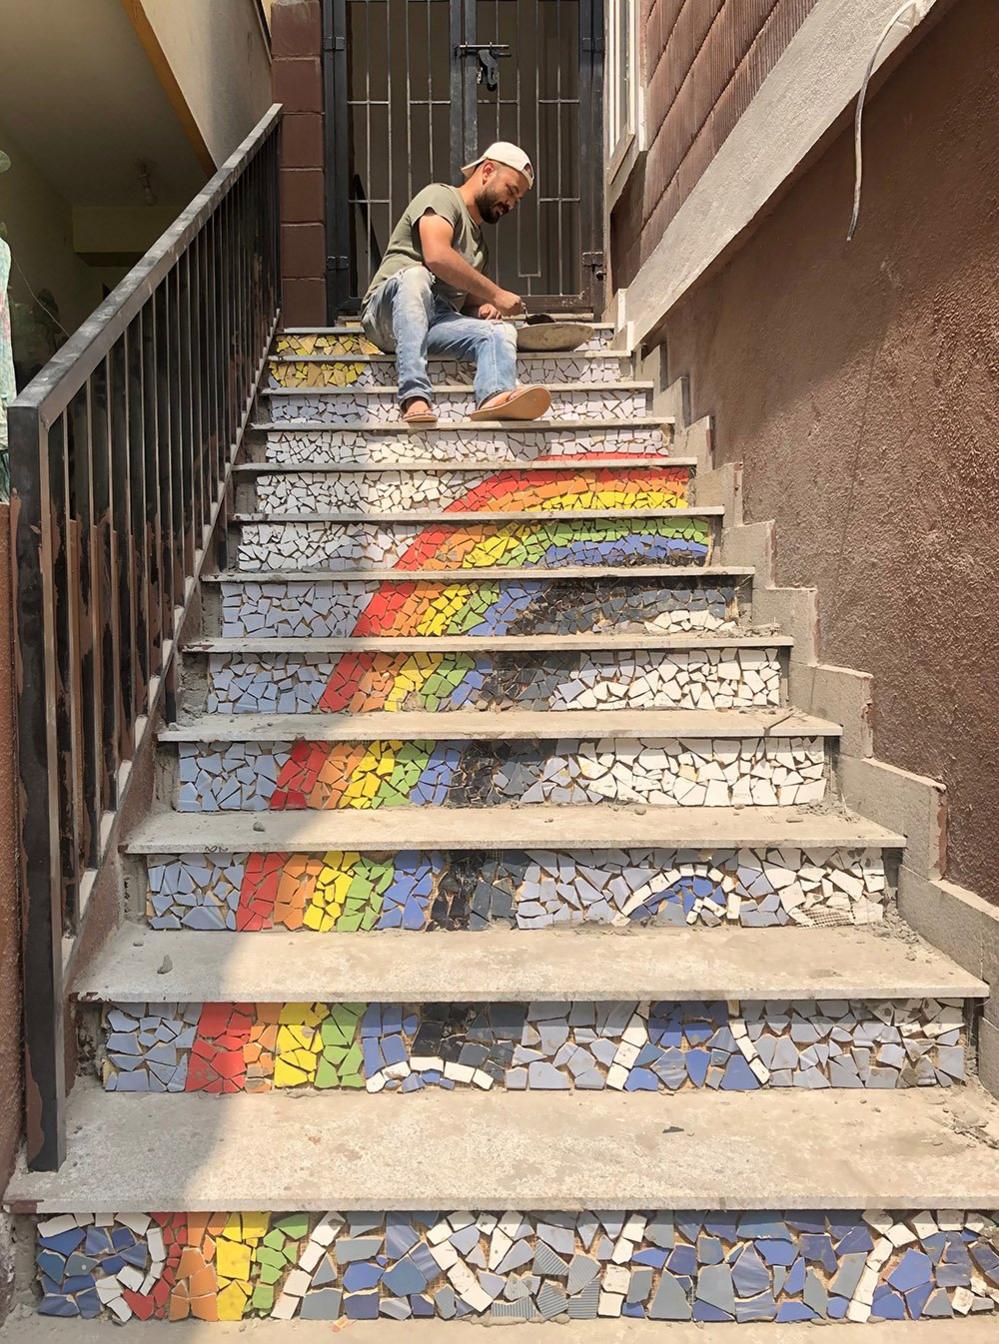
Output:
[468, 385, 552, 422]
[402, 400, 438, 427]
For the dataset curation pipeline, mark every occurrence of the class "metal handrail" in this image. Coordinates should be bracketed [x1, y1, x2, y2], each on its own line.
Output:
[8, 104, 283, 1171]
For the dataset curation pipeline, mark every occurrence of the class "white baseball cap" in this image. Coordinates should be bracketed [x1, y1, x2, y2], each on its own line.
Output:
[461, 141, 535, 190]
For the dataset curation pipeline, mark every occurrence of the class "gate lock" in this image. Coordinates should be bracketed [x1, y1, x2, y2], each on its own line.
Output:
[457, 43, 511, 92]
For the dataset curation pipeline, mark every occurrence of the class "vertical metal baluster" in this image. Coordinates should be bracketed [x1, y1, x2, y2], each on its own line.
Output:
[45, 415, 79, 928]
[105, 336, 129, 774]
[108, 333, 134, 763]
[88, 362, 117, 815]
[142, 291, 163, 679]
[126, 316, 149, 720]
[9, 401, 67, 1170]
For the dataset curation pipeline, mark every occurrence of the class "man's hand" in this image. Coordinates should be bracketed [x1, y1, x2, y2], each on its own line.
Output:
[492, 289, 525, 318]
[474, 302, 502, 321]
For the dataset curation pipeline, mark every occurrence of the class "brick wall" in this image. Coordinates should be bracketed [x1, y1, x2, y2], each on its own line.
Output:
[272, 0, 326, 324]
[612, 0, 817, 288]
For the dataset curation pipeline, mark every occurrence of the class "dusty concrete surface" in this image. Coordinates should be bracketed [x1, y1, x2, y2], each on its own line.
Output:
[159, 706, 840, 743]
[4, 1318, 999, 1341]
[7, 1081, 999, 1213]
[660, 0, 999, 906]
[0, 508, 21, 1323]
[75, 924, 987, 1005]
[126, 802, 905, 854]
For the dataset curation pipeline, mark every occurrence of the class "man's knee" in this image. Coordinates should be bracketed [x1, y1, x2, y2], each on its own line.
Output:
[480, 320, 517, 353]
[395, 266, 434, 305]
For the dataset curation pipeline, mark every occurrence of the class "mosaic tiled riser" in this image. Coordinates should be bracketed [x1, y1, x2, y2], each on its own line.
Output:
[273, 327, 615, 355]
[266, 355, 631, 388]
[146, 845, 888, 933]
[219, 576, 740, 640]
[256, 424, 670, 467]
[101, 997, 966, 1095]
[264, 388, 651, 425]
[249, 464, 690, 515]
[35, 1208, 999, 1323]
[204, 648, 783, 716]
[175, 737, 828, 812]
[235, 517, 713, 572]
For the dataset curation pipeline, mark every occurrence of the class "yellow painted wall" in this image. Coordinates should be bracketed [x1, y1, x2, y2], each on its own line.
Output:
[137, 0, 273, 167]
[0, 122, 107, 345]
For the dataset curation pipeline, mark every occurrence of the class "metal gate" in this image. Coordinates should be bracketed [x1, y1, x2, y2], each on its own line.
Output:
[321, 0, 603, 318]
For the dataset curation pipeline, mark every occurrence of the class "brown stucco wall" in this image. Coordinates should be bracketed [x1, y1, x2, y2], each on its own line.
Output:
[660, 0, 999, 904]
[272, 0, 326, 324]
[0, 505, 21, 1318]
[612, 0, 817, 289]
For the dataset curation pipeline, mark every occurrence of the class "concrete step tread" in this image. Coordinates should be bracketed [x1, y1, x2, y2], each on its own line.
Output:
[158, 707, 842, 743]
[280, 321, 612, 332]
[7, 1082, 999, 1211]
[269, 350, 627, 364]
[2, 1321, 994, 1342]
[124, 803, 905, 854]
[184, 633, 793, 655]
[233, 506, 723, 524]
[250, 416, 675, 433]
[74, 925, 988, 1005]
[261, 381, 655, 397]
[204, 563, 753, 584]
[236, 455, 693, 474]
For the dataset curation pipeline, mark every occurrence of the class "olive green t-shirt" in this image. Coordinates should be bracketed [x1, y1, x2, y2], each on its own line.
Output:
[363, 184, 487, 311]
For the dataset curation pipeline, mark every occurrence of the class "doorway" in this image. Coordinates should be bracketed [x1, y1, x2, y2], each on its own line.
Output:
[321, 0, 604, 317]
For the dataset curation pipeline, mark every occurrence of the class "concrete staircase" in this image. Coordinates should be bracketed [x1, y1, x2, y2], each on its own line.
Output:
[5, 321, 999, 1334]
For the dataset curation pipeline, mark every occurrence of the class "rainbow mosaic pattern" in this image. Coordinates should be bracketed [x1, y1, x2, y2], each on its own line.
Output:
[219, 574, 741, 639]
[101, 997, 966, 1095]
[35, 1208, 999, 1322]
[146, 845, 888, 933]
[204, 646, 783, 715]
[175, 734, 828, 812]
[236, 514, 713, 572]
[250, 463, 690, 514]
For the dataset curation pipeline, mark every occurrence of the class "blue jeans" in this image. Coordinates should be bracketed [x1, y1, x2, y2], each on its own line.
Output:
[360, 266, 518, 408]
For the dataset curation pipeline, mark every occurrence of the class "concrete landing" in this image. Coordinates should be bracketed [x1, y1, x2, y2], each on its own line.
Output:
[4, 1318, 998, 1341]
[158, 707, 842, 743]
[8, 1083, 999, 1213]
[124, 803, 906, 853]
[74, 925, 987, 1005]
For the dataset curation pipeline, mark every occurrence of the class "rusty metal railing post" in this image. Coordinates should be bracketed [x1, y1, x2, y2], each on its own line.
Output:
[9, 403, 68, 1171]
[7, 105, 282, 1172]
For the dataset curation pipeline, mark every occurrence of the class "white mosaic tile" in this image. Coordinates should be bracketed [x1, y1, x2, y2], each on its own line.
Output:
[257, 424, 670, 467]
[202, 648, 784, 715]
[217, 576, 742, 638]
[265, 354, 633, 389]
[174, 735, 828, 812]
[263, 387, 650, 425]
[145, 845, 889, 933]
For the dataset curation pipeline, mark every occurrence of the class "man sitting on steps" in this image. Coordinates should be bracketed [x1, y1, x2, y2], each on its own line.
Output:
[360, 141, 552, 428]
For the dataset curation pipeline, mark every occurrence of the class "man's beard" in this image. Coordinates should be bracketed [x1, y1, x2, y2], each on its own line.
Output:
[475, 188, 509, 224]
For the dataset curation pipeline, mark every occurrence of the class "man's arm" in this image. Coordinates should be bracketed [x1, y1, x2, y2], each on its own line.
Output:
[419, 214, 522, 317]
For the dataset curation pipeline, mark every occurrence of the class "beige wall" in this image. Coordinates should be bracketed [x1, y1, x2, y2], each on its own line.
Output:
[138, 0, 273, 167]
[661, 0, 999, 907]
[0, 123, 107, 338]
